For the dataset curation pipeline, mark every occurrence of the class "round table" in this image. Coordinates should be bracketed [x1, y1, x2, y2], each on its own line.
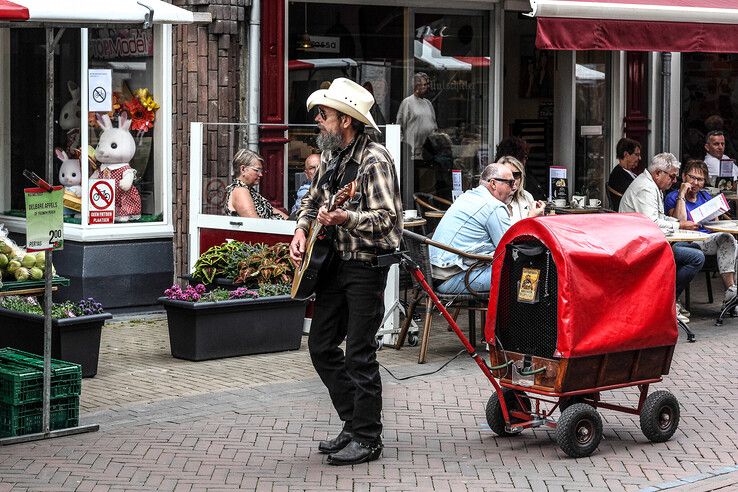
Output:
[665, 230, 711, 242]
[552, 206, 606, 214]
[704, 220, 738, 234]
[403, 218, 427, 229]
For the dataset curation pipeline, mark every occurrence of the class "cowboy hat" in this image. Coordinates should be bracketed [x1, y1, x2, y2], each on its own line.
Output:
[306, 78, 380, 133]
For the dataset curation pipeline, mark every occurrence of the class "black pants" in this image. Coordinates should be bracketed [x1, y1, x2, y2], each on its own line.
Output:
[308, 256, 389, 446]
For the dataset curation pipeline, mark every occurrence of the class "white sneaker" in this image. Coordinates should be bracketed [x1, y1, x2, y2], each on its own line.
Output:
[724, 285, 737, 305]
[676, 303, 690, 323]
[676, 302, 690, 318]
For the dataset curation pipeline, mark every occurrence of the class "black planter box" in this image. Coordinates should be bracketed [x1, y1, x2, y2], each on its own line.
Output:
[160, 295, 307, 361]
[0, 308, 112, 378]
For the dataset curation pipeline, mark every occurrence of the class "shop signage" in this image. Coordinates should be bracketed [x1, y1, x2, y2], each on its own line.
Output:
[451, 169, 462, 201]
[88, 179, 115, 225]
[88, 69, 112, 112]
[89, 29, 154, 60]
[309, 36, 340, 53]
[24, 186, 64, 252]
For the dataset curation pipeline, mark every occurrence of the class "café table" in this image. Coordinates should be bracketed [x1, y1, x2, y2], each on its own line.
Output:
[704, 220, 738, 234]
[551, 206, 611, 214]
[664, 230, 711, 243]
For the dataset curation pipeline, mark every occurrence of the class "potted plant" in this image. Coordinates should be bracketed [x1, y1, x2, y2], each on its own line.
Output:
[160, 242, 307, 361]
[0, 297, 111, 377]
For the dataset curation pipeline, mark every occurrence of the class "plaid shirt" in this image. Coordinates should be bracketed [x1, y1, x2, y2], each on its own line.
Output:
[295, 133, 403, 253]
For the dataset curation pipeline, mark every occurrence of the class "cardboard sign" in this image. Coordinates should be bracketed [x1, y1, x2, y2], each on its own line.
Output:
[24, 186, 64, 251]
[88, 179, 115, 224]
[690, 193, 730, 224]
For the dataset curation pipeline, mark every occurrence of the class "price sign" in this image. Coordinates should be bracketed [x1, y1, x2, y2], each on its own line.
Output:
[88, 179, 115, 224]
[24, 185, 64, 252]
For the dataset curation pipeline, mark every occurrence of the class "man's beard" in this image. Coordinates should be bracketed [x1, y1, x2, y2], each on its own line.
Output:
[316, 128, 343, 152]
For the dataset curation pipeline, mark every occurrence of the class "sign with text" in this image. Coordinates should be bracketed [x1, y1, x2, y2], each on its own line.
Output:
[88, 179, 115, 224]
[24, 186, 64, 251]
[452, 169, 462, 201]
[88, 69, 112, 112]
[308, 35, 340, 53]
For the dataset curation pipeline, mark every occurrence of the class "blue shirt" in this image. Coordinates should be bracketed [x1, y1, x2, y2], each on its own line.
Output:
[290, 181, 312, 215]
[430, 185, 510, 274]
[663, 189, 712, 233]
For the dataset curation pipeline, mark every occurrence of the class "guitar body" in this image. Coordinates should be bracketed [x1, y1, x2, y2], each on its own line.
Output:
[291, 181, 357, 300]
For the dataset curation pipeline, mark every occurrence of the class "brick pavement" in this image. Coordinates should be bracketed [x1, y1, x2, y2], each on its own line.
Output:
[1, 279, 738, 491]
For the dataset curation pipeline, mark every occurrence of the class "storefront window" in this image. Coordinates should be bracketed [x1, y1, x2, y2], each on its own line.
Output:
[87, 28, 160, 223]
[681, 53, 738, 165]
[5, 28, 80, 216]
[574, 51, 609, 202]
[287, 3, 490, 204]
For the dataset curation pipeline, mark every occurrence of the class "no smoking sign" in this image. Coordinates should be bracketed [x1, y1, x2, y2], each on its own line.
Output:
[89, 179, 115, 224]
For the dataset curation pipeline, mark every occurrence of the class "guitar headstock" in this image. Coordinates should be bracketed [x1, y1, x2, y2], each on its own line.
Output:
[328, 180, 357, 211]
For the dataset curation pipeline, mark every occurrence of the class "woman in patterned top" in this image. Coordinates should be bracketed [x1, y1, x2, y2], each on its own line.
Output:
[224, 149, 288, 220]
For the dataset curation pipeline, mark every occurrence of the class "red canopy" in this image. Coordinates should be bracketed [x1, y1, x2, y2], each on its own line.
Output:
[0, 0, 28, 21]
[531, 0, 738, 52]
[485, 213, 678, 358]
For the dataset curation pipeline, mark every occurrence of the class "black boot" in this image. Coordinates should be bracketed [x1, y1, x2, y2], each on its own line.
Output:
[318, 429, 353, 454]
[327, 440, 382, 466]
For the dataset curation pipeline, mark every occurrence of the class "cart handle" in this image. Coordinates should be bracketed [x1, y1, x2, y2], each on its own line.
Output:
[518, 366, 546, 376]
[402, 229, 496, 262]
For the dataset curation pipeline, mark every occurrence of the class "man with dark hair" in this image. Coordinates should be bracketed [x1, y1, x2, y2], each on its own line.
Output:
[290, 78, 403, 465]
[607, 137, 642, 210]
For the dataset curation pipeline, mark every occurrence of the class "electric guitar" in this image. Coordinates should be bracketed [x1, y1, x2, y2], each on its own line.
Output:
[291, 180, 357, 300]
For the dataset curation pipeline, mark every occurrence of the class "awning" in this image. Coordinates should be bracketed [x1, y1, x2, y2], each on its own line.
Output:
[0, 0, 202, 24]
[288, 58, 358, 71]
[531, 0, 738, 52]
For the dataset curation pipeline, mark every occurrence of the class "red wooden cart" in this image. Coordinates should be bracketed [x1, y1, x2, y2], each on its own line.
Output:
[400, 213, 680, 458]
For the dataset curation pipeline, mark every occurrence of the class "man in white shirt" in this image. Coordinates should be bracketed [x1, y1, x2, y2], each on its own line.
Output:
[619, 152, 705, 322]
[704, 130, 737, 184]
[396, 72, 437, 160]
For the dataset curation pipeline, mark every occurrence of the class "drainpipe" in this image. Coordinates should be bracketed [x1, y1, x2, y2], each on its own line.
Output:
[248, 0, 260, 151]
[661, 52, 671, 152]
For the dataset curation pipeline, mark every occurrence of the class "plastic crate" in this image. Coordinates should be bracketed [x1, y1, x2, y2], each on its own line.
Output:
[0, 396, 79, 437]
[0, 348, 81, 405]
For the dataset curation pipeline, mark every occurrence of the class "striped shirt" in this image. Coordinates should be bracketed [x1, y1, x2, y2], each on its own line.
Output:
[295, 133, 403, 253]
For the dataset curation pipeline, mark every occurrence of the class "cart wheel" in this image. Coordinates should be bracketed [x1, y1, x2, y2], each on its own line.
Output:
[407, 333, 419, 347]
[640, 390, 680, 443]
[376, 337, 384, 350]
[556, 403, 603, 458]
[485, 389, 530, 437]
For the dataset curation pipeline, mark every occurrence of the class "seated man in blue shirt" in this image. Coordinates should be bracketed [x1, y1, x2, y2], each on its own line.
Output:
[290, 153, 320, 218]
[430, 162, 545, 294]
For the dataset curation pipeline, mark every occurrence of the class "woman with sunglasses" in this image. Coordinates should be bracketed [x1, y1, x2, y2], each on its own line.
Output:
[496, 156, 545, 223]
[224, 148, 288, 220]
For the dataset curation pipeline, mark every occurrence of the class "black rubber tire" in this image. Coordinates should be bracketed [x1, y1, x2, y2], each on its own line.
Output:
[556, 403, 603, 458]
[485, 389, 530, 437]
[640, 390, 680, 443]
[407, 333, 419, 347]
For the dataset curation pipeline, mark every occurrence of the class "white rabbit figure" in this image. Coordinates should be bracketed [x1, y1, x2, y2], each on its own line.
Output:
[56, 147, 82, 217]
[92, 112, 142, 222]
[58, 81, 81, 152]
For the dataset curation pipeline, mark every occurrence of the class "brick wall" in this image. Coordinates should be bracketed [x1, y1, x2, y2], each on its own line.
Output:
[171, 0, 248, 279]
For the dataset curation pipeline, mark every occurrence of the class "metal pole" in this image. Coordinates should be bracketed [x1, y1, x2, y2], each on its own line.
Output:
[661, 52, 672, 153]
[42, 26, 55, 434]
[247, 0, 260, 151]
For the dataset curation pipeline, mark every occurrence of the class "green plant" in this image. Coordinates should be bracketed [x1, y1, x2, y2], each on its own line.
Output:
[257, 283, 291, 297]
[234, 243, 294, 288]
[191, 241, 260, 284]
[0, 296, 104, 318]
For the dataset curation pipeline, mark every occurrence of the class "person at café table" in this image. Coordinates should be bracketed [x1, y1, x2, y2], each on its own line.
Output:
[664, 159, 738, 308]
[429, 162, 544, 294]
[607, 137, 642, 210]
[704, 130, 737, 185]
[496, 155, 546, 224]
[619, 152, 705, 323]
[224, 148, 289, 220]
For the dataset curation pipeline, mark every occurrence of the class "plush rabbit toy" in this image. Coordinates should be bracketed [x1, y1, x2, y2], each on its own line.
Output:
[58, 81, 81, 152]
[92, 113, 142, 222]
[56, 147, 82, 216]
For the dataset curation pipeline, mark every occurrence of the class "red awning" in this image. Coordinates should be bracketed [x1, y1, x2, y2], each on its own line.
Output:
[531, 0, 738, 52]
[0, 0, 28, 21]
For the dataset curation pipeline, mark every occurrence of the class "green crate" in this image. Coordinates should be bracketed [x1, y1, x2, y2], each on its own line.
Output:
[0, 396, 79, 437]
[0, 348, 81, 405]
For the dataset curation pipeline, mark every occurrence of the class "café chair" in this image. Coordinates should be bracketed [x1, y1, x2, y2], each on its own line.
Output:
[683, 254, 717, 310]
[413, 192, 452, 214]
[606, 184, 623, 211]
[395, 230, 491, 364]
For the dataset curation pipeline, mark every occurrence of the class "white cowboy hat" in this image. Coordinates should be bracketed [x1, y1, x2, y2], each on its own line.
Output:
[306, 78, 380, 133]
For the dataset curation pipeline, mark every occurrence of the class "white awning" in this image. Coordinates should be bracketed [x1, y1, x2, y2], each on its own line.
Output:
[1, 0, 207, 24]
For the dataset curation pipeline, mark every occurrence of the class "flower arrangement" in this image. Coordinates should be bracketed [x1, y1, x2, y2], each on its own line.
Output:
[164, 283, 259, 303]
[89, 87, 160, 135]
[0, 296, 104, 319]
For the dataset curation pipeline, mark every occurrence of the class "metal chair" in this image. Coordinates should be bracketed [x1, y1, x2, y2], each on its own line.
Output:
[606, 184, 623, 211]
[395, 230, 492, 363]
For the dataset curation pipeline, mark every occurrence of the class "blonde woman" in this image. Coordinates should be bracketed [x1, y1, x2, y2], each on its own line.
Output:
[224, 149, 288, 220]
[496, 155, 545, 223]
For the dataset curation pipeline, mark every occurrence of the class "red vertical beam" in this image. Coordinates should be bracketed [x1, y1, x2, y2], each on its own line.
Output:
[624, 51, 650, 174]
[260, 0, 288, 210]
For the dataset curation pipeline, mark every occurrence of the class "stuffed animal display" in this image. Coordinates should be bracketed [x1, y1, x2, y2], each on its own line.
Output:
[58, 81, 81, 152]
[56, 147, 82, 216]
[92, 113, 142, 222]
